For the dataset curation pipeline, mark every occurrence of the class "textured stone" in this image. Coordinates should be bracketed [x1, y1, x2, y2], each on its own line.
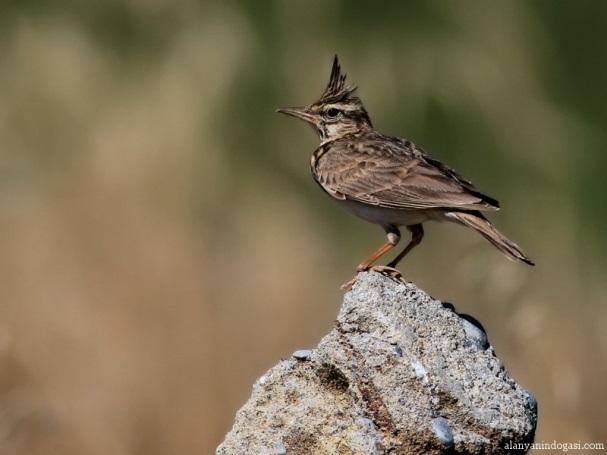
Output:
[292, 350, 313, 361]
[217, 271, 537, 454]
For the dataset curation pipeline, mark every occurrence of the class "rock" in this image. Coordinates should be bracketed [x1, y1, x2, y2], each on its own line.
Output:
[292, 350, 313, 361]
[217, 271, 537, 454]
[432, 416, 454, 449]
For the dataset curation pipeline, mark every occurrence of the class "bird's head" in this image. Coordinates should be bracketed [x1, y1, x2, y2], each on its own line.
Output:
[277, 55, 372, 142]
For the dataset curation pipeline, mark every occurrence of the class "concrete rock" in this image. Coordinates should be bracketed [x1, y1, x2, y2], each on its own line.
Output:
[217, 271, 537, 454]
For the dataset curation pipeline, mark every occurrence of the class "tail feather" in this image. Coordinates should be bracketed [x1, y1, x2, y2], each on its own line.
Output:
[446, 211, 534, 266]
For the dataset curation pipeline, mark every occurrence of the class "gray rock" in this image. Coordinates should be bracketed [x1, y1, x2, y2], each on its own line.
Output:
[292, 349, 313, 361]
[273, 440, 287, 455]
[432, 416, 454, 448]
[217, 271, 537, 454]
[459, 314, 490, 350]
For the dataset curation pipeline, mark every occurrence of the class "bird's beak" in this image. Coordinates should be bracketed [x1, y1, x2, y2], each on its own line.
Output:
[276, 106, 317, 124]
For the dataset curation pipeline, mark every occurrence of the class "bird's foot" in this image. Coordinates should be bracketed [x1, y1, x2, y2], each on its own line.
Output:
[369, 265, 408, 284]
[340, 275, 359, 291]
[340, 265, 407, 290]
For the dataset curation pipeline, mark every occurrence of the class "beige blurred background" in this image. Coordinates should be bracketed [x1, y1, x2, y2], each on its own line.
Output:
[0, 0, 606, 453]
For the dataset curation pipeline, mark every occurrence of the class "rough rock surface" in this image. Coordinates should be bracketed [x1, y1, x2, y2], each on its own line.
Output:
[217, 271, 537, 454]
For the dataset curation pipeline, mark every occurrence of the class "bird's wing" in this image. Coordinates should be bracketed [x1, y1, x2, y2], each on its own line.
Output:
[314, 138, 499, 211]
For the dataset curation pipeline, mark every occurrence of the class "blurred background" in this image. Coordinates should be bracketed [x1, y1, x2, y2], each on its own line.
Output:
[0, 0, 606, 453]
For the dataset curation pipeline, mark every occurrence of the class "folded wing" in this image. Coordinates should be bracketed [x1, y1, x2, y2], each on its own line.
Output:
[314, 138, 499, 211]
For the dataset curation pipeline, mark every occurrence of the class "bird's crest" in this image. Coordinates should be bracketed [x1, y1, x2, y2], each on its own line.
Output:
[319, 55, 357, 103]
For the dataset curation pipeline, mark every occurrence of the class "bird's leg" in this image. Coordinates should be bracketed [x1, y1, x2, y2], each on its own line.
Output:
[357, 227, 401, 271]
[366, 224, 424, 287]
[386, 224, 424, 268]
[341, 226, 400, 290]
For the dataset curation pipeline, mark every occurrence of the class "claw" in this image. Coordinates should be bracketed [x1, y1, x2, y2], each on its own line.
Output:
[370, 265, 408, 285]
[340, 265, 407, 291]
[370, 265, 402, 277]
[340, 275, 358, 290]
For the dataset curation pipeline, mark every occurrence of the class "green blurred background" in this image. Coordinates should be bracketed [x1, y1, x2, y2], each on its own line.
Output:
[0, 0, 606, 453]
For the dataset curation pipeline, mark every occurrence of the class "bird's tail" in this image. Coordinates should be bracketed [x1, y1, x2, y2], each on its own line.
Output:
[446, 211, 534, 266]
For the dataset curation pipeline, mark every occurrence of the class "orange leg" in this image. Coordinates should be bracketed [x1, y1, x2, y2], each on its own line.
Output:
[341, 227, 400, 289]
[356, 227, 401, 271]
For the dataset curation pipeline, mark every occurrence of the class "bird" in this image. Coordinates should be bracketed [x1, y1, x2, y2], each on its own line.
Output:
[277, 56, 534, 289]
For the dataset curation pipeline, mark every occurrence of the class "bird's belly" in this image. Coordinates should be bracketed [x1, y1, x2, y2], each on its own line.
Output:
[340, 199, 433, 227]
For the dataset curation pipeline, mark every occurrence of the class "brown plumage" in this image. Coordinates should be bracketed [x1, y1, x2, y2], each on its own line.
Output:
[277, 56, 533, 287]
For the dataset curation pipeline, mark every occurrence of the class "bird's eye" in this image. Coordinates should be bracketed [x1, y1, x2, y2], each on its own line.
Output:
[326, 108, 340, 118]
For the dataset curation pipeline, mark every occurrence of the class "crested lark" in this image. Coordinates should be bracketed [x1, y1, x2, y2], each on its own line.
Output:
[278, 56, 533, 288]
